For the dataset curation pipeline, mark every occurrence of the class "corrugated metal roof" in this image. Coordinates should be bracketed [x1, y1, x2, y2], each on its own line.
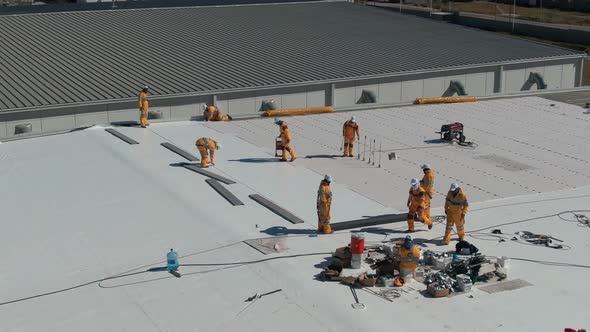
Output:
[0, 0, 321, 15]
[0, 1, 583, 111]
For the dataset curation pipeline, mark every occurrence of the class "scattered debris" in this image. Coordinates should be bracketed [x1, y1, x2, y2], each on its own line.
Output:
[479, 279, 532, 294]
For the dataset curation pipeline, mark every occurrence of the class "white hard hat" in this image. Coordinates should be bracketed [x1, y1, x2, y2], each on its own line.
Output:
[351, 116, 356, 122]
[324, 174, 332, 183]
[421, 164, 431, 170]
[142, 85, 149, 90]
[410, 178, 419, 189]
[450, 183, 459, 191]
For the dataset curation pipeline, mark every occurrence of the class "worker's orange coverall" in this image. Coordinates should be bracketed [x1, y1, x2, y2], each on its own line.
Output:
[397, 245, 421, 280]
[420, 169, 435, 220]
[317, 180, 332, 234]
[204, 106, 231, 122]
[342, 120, 360, 157]
[279, 122, 296, 161]
[138, 90, 149, 128]
[196, 137, 217, 168]
[444, 188, 469, 244]
[407, 186, 433, 232]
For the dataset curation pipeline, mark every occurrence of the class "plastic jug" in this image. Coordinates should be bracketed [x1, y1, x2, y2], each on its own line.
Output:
[167, 248, 179, 271]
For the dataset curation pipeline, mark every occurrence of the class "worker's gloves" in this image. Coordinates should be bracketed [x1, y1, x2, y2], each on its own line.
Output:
[461, 214, 465, 221]
[406, 201, 411, 208]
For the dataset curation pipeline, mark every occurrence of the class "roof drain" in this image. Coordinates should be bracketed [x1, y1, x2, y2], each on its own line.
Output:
[14, 123, 32, 135]
[260, 100, 277, 112]
[527, 72, 547, 90]
[443, 80, 467, 97]
[357, 90, 377, 104]
[148, 111, 163, 120]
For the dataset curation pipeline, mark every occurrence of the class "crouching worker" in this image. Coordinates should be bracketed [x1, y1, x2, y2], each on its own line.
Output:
[406, 178, 433, 232]
[395, 235, 421, 282]
[317, 175, 333, 234]
[203, 105, 232, 121]
[195, 137, 221, 168]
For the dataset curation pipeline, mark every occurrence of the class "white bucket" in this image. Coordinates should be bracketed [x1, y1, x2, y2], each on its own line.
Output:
[498, 256, 511, 269]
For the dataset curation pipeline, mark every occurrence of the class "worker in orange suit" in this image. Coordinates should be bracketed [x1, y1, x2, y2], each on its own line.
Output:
[342, 115, 360, 157]
[195, 137, 221, 168]
[275, 119, 296, 162]
[443, 183, 469, 245]
[406, 178, 433, 232]
[420, 164, 435, 220]
[138, 85, 149, 128]
[396, 235, 421, 282]
[317, 175, 333, 234]
[204, 105, 232, 122]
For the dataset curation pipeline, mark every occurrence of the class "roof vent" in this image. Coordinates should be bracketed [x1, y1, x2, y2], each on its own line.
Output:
[148, 111, 163, 119]
[14, 123, 32, 135]
[260, 100, 277, 112]
[357, 90, 377, 104]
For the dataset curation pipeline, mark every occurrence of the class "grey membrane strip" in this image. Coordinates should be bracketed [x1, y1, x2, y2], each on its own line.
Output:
[161, 142, 199, 161]
[331, 214, 407, 231]
[248, 194, 305, 224]
[205, 179, 244, 206]
[105, 128, 139, 145]
[182, 164, 236, 184]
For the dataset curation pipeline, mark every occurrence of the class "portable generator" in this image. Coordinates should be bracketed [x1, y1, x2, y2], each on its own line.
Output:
[440, 122, 466, 143]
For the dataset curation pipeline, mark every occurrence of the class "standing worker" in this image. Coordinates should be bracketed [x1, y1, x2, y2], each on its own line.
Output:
[275, 119, 296, 162]
[317, 175, 333, 234]
[203, 105, 232, 122]
[342, 116, 360, 157]
[195, 137, 221, 168]
[138, 85, 149, 128]
[443, 183, 469, 245]
[420, 164, 435, 220]
[396, 235, 421, 282]
[406, 178, 433, 232]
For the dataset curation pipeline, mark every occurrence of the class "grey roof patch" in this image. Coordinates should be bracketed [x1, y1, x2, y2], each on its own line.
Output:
[0, 1, 582, 112]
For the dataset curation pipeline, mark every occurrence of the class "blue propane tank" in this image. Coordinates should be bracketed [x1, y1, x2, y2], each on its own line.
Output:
[167, 248, 179, 271]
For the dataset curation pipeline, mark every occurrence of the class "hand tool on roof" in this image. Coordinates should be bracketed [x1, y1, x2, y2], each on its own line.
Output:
[349, 285, 366, 309]
[245, 289, 282, 302]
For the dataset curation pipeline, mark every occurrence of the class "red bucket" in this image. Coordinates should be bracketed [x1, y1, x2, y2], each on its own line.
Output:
[351, 232, 365, 255]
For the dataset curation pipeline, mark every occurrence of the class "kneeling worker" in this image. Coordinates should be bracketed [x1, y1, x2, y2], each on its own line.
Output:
[195, 137, 221, 168]
[275, 118, 296, 162]
[317, 175, 333, 234]
[396, 235, 421, 282]
[443, 183, 469, 245]
[406, 178, 433, 232]
[204, 105, 232, 122]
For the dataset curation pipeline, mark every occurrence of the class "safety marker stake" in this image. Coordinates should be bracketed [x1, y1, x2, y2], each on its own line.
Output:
[372, 139, 376, 166]
[368, 138, 373, 164]
[378, 141, 382, 168]
[363, 136, 367, 161]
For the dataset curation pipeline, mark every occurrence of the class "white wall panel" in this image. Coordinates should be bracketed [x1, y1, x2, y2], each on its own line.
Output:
[41, 115, 76, 133]
[504, 68, 526, 93]
[465, 73, 487, 96]
[378, 81, 401, 104]
[423, 77, 445, 98]
[401, 79, 423, 102]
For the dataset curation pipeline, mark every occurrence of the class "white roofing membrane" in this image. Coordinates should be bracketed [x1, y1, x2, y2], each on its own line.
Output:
[0, 96, 589, 331]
